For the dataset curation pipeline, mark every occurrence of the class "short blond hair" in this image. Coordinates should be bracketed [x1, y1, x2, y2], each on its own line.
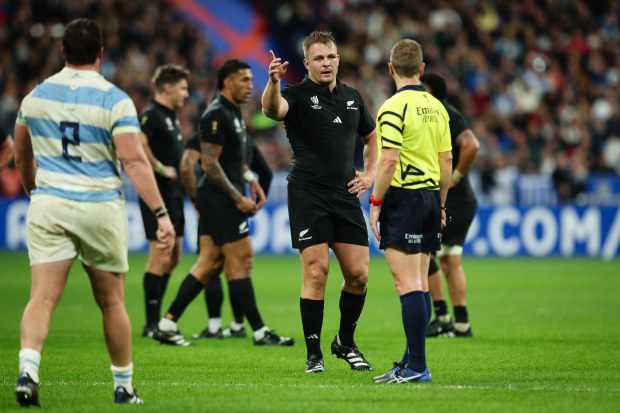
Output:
[151, 64, 190, 93]
[302, 31, 337, 59]
[390, 39, 423, 78]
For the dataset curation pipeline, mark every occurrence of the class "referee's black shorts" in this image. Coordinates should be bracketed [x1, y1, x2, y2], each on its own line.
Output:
[287, 183, 368, 249]
[379, 186, 441, 253]
[196, 190, 249, 246]
[139, 193, 185, 241]
[442, 195, 477, 247]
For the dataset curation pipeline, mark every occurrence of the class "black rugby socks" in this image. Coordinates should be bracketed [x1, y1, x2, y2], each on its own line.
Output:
[228, 278, 264, 331]
[338, 290, 366, 347]
[204, 276, 223, 319]
[300, 298, 324, 359]
[167, 273, 205, 322]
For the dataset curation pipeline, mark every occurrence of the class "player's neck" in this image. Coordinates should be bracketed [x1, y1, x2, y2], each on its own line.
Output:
[65, 62, 99, 73]
[155, 95, 175, 111]
[393, 76, 421, 91]
[219, 90, 240, 107]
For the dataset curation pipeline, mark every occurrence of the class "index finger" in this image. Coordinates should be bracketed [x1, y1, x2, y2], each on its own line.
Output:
[269, 49, 276, 60]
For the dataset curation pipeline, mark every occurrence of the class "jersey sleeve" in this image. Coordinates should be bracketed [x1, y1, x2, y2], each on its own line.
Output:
[184, 133, 200, 152]
[377, 100, 405, 150]
[139, 109, 160, 141]
[356, 91, 376, 137]
[111, 97, 140, 137]
[281, 84, 297, 116]
[199, 109, 228, 146]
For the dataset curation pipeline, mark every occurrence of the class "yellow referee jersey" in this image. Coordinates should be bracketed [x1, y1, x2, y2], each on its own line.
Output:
[376, 84, 451, 190]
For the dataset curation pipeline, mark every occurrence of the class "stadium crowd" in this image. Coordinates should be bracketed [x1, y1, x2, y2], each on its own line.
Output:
[1, 0, 619, 203]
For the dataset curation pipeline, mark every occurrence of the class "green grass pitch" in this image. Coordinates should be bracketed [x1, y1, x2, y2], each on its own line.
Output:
[1, 252, 619, 412]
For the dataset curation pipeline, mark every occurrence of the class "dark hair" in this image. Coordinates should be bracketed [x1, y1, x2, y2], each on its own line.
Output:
[217, 59, 251, 90]
[62, 19, 103, 65]
[151, 64, 190, 93]
[390, 39, 423, 78]
[302, 31, 337, 59]
[420, 72, 447, 101]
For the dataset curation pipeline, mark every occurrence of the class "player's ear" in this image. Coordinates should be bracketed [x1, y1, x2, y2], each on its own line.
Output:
[303, 59, 310, 70]
[419, 62, 425, 77]
[388, 62, 394, 76]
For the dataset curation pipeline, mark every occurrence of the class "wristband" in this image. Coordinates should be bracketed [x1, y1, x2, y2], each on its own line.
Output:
[154, 206, 169, 218]
[243, 170, 256, 183]
[369, 195, 383, 206]
[441, 206, 446, 211]
[154, 162, 167, 176]
[452, 169, 464, 184]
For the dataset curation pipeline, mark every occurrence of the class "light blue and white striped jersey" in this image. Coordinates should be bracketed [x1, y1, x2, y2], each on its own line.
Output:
[16, 67, 140, 201]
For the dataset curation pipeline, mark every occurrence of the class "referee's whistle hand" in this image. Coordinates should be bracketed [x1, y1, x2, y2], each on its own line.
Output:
[369, 205, 381, 241]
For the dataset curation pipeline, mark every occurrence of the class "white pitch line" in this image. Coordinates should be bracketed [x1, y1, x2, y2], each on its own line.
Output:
[2, 380, 618, 393]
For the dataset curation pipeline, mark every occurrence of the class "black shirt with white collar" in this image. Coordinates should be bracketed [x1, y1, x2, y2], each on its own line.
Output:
[281, 76, 375, 194]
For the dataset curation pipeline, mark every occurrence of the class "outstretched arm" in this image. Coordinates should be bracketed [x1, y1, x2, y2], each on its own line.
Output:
[261, 50, 290, 120]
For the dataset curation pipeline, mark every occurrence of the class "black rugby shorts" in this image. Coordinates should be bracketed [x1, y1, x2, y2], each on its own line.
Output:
[196, 191, 249, 246]
[379, 187, 441, 253]
[442, 195, 477, 247]
[139, 193, 185, 240]
[287, 184, 368, 249]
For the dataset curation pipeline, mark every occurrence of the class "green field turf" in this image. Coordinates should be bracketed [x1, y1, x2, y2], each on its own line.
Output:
[1, 252, 619, 412]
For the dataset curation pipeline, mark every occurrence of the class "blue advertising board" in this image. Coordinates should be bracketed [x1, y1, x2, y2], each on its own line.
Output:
[1, 196, 619, 259]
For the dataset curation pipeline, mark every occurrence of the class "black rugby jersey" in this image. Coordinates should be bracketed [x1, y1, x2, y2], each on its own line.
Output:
[444, 100, 476, 201]
[281, 76, 375, 194]
[140, 99, 184, 196]
[197, 95, 247, 197]
[186, 133, 273, 197]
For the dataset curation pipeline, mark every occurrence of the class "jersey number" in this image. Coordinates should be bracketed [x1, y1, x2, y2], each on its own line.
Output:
[401, 163, 424, 181]
[59, 121, 82, 162]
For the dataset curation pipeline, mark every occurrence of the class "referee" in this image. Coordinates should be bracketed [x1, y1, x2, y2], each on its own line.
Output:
[138, 65, 190, 338]
[421, 73, 479, 338]
[369, 39, 452, 384]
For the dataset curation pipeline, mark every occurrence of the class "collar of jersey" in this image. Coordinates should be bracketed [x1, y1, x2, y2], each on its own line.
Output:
[151, 99, 178, 117]
[216, 94, 242, 113]
[396, 84, 427, 93]
[60, 66, 102, 79]
[302, 76, 340, 95]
